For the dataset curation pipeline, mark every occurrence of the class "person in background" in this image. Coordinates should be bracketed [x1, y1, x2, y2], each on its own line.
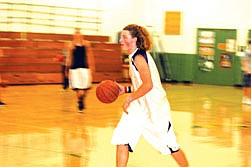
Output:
[62, 41, 70, 90]
[66, 28, 92, 113]
[111, 24, 189, 167]
[54, 42, 70, 90]
[241, 39, 251, 104]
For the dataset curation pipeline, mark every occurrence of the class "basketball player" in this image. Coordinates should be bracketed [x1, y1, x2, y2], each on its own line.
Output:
[111, 24, 189, 167]
[61, 41, 70, 90]
[241, 39, 251, 104]
[66, 28, 92, 113]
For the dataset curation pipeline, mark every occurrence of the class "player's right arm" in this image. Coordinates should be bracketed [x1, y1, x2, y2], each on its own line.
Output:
[65, 42, 73, 76]
[116, 82, 134, 95]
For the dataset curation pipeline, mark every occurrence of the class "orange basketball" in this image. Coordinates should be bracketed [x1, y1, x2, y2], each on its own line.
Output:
[96, 80, 120, 103]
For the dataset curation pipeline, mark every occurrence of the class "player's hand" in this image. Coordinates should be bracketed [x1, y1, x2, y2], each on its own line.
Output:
[122, 96, 132, 114]
[115, 82, 125, 95]
[122, 101, 129, 114]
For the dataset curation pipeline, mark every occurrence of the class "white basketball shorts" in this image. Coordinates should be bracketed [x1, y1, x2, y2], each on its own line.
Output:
[69, 68, 92, 89]
[111, 100, 180, 155]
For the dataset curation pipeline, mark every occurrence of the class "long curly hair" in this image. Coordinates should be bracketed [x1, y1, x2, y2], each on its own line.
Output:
[123, 24, 152, 51]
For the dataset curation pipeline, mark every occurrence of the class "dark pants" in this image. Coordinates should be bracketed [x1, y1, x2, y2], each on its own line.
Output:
[62, 65, 69, 89]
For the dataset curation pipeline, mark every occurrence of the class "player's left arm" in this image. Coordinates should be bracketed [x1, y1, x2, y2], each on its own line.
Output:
[122, 54, 153, 113]
[130, 54, 153, 100]
[85, 40, 95, 71]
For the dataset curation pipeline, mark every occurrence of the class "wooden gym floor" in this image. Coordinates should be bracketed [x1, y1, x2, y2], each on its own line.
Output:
[0, 83, 250, 167]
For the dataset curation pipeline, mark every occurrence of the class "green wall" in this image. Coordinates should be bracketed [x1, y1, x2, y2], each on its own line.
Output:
[156, 52, 242, 86]
[194, 28, 237, 86]
[155, 53, 196, 83]
[155, 28, 244, 86]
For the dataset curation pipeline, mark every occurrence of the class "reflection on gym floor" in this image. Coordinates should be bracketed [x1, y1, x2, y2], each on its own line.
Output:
[0, 83, 250, 167]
